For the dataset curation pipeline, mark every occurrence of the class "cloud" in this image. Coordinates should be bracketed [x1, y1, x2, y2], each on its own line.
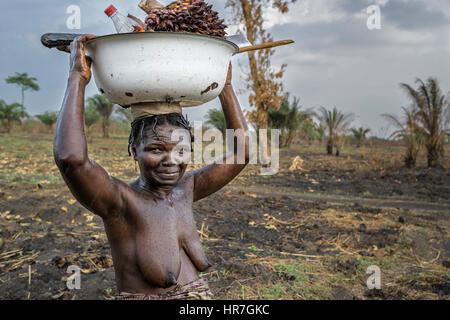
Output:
[382, 0, 449, 30]
[265, 0, 450, 32]
[263, 0, 346, 28]
[0, 0, 449, 134]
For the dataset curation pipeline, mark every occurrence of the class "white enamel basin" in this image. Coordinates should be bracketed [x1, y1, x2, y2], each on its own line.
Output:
[84, 32, 238, 107]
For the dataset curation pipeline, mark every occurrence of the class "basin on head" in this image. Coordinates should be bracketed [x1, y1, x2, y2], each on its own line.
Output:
[84, 32, 238, 109]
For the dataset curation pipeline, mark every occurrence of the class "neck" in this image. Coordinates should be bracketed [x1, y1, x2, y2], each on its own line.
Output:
[137, 176, 174, 199]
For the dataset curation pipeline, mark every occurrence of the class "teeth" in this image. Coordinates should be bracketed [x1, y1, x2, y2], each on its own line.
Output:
[145, 0, 227, 38]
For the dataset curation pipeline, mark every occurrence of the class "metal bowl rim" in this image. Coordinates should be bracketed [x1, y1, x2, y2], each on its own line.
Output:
[85, 31, 239, 53]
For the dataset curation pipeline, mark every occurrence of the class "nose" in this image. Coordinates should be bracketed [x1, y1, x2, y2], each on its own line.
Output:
[164, 145, 190, 166]
[162, 150, 178, 166]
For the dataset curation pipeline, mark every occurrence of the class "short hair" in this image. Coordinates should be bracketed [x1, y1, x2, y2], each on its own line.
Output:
[128, 113, 194, 157]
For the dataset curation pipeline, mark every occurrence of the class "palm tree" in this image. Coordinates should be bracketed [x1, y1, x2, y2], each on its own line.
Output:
[84, 103, 101, 142]
[87, 95, 114, 138]
[269, 94, 298, 147]
[115, 107, 133, 123]
[382, 107, 422, 168]
[316, 123, 325, 143]
[268, 93, 312, 147]
[205, 108, 227, 136]
[0, 100, 28, 133]
[299, 120, 317, 145]
[351, 127, 371, 147]
[400, 78, 450, 168]
[5, 72, 40, 108]
[36, 111, 58, 132]
[316, 107, 354, 156]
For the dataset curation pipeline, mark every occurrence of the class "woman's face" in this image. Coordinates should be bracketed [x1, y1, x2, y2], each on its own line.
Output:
[133, 122, 191, 187]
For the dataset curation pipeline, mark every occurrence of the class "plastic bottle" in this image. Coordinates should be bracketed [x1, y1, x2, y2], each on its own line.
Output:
[104, 5, 144, 33]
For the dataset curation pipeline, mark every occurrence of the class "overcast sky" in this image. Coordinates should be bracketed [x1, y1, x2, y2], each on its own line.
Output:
[1, 0, 450, 136]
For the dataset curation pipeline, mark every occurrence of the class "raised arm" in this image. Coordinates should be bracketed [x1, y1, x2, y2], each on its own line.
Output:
[54, 35, 123, 219]
[192, 64, 250, 201]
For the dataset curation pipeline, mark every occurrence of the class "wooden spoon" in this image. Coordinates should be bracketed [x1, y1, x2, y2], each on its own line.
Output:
[238, 40, 294, 54]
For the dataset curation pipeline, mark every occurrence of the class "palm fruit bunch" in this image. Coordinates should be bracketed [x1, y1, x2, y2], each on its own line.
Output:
[144, 0, 227, 38]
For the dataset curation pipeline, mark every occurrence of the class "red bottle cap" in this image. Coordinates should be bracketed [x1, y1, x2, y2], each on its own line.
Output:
[104, 5, 117, 17]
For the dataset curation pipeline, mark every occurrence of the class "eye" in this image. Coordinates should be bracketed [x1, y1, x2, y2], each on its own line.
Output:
[175, 145, 190, 157]
[145, 146, 163, 154]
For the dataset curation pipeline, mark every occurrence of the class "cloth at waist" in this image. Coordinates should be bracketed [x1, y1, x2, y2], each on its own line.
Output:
[115, 278, 213, 300]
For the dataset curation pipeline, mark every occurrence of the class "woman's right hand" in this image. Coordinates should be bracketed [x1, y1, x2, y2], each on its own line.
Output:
[67, 34, 95, 84]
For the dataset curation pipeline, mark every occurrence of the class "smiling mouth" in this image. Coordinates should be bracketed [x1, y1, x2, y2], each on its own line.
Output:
[157, 171, 180, 178]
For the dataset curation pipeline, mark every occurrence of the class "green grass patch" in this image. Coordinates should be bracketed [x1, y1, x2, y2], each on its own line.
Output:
[261, 260, 330, 300]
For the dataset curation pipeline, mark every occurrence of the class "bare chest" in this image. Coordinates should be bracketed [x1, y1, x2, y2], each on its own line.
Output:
[125, 187, 199, 287]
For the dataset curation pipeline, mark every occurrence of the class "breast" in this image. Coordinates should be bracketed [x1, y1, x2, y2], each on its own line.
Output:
[134, 206, 182, 288]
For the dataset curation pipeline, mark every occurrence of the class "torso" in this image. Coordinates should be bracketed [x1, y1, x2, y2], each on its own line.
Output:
[102, 172, 210, 295]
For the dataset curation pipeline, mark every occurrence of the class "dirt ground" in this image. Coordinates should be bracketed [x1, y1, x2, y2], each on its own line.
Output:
[0, 133, 449, 300]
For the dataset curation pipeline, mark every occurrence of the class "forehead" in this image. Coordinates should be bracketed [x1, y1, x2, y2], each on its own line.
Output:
[143, 123, 190, 144]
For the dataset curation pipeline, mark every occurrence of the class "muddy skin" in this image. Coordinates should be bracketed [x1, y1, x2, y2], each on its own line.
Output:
[53, 35, 249, 295]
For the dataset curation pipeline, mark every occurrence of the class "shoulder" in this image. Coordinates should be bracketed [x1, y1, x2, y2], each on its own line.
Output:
[112, 175, 130, 192]
[108, 176, 133, 211]
[177, 170, 195, 200]
[179, 170, 195, 187]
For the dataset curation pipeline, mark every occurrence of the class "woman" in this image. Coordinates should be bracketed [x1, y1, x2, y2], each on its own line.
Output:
[54, 35, 250, 299]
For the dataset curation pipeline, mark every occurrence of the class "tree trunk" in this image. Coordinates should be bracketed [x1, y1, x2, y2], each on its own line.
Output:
[240, 0, 261, 103]
[240, 0, 270, 165]
[404, 154, 416, 168]
[86, 126, 94, 143]
[21, 88, 25, 108]
[258, 111, 270, 166]
[326, 138, 333, 155]
[102, 119, 109, 138]
[239, 0, 287, 167]
[6, 121, 12, 134]
[427, 147, 442, 168]
[240, 0, 258, 73]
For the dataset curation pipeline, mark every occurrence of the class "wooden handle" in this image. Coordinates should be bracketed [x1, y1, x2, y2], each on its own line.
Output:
[238, 40, 294, 54]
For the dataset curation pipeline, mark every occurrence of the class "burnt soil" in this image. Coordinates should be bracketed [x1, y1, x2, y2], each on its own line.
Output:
[0, 136, 449, 300]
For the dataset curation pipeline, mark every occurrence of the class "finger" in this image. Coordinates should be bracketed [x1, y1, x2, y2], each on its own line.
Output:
[73, 34, 94, 43]
[70, 35, 92, 56]
[80, 34, 95, 42]
[85, 56, 93, 69]
[72, 34, 92, 50]
[76, 34, 95, 47]
[69, 38, 78, 53]
[74, 36, 85, 50]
